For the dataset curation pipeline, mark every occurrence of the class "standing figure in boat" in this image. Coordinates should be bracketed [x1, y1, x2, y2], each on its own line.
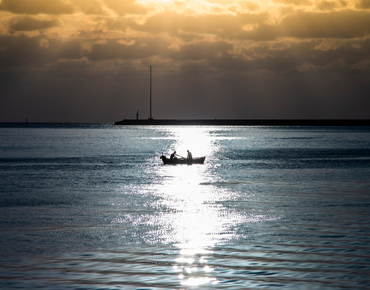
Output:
[187, 150, 193, 160]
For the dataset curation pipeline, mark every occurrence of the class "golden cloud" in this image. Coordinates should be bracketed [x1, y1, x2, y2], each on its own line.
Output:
[0, 0, 74, 15]
[103, 0, 148, 15]
[0, 0, 369, 74]
[71, 0, 107, 15]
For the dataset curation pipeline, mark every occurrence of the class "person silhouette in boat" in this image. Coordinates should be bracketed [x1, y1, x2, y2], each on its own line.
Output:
[187, 150, 193, 160]
[170, 151, 178, 160]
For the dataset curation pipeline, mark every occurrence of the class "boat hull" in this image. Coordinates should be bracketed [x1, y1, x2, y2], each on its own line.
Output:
[160, 156, 205, 165]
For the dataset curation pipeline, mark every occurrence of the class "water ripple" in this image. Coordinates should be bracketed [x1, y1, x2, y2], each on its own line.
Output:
[1, 242, 370, 290]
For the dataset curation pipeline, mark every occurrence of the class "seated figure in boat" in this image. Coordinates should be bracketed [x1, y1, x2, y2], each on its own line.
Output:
[187, 150, 193, 160]
[170, 151, 178, 160]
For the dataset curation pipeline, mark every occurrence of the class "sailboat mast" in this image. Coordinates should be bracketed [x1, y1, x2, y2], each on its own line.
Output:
[149, 65, 152, 120]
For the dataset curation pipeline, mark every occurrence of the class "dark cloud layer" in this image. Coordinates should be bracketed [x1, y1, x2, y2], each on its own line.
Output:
[278, 11, 370, 39]
[0, 0, 369, 122]
[357, 0, 370, 8]
[9, 16, 59, 31]
[2, 63, 369, 122]
[2, 33, 368, 72]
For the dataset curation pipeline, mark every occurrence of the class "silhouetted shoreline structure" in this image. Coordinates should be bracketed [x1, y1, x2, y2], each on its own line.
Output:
[114, 119, 370, 126]
[115, 67, 370, 126]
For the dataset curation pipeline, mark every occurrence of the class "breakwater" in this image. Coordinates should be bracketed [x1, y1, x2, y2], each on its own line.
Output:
[114, 119, 370, 126]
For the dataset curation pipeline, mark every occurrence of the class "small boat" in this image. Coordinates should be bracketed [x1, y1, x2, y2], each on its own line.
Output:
[160, 155, 205, 165]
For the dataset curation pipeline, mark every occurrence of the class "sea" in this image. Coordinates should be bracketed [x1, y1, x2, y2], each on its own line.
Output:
[0, 123, 369, 290]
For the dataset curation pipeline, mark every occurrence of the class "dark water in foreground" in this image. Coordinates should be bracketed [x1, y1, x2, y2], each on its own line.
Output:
[0, 124, 370, 289]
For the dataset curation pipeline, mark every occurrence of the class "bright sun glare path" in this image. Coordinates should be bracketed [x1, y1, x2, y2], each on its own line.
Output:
[155, 126, 277, 286]
[157, 127, 225, 287]
[112, 126, 281, 287]
[170, 126, 213, 158]
[113, 127, 281, 287]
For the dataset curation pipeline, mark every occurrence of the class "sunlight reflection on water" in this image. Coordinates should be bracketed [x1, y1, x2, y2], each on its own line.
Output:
[2, 125, 369, 289]
[144, 126, 275, 287]
[151, 127, 223, 287]
[163, 126, 216, 157]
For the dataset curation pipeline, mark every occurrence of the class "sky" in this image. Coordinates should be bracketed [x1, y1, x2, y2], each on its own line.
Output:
[0, 0, 370, 122]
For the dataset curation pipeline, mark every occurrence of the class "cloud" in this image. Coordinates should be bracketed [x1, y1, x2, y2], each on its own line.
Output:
[0, 35, 86, 69]
[103, 0, 148, 15]
[278, 10, 370, 39]
[1, 30, 369, 75]
[239, 1, 260, 11]
[56, 39, 84, 59]
[9, 16, 59, 31]
[88, 38, 168, 60]
[170, 41, 233, 61]
[238, 10, 370, 40]
[71, 0, 106, 15]
[122, 9, 370, 42]
[0, 0, 369, 121]
[0, 34, 53, 67]
[0, 0, 74, 15]
[357, 0, 370, 9]
[316, 1, 339, 10]
[133, 11, 268, 39]
[273, 0, 313, 6]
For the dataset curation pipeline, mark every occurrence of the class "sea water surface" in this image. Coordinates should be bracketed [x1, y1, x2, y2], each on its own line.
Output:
[0, 123, 369, 289]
